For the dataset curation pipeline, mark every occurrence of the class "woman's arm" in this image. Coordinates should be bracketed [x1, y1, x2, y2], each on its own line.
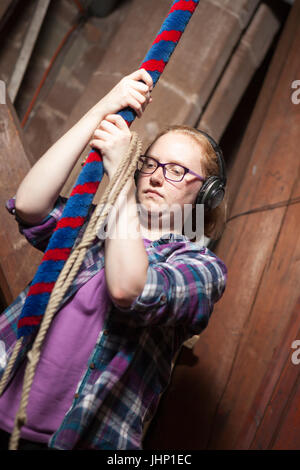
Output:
[115, 246, 227, 334]
[88, 111, 151, 306]
[15, 69, 153, 225]
[15, 106, 107, 225]
[104, 177, 149, 307]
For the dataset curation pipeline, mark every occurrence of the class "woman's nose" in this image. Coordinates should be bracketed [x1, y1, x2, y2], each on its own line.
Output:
[150, 166, 164, 184]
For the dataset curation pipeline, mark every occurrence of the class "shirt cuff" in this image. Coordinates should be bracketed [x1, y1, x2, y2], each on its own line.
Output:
[5, 196, 64, 226]
[5, 195, 67, 252]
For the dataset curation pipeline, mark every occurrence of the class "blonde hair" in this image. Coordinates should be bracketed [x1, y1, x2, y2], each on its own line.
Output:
[145, 125, 228, 240]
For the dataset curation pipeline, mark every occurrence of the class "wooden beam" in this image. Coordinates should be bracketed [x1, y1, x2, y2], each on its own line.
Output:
[0, 0, 21, 34]
[0, 91, 43, 307]
[8, 0, 51, 103]
[0, 0, 13, 21]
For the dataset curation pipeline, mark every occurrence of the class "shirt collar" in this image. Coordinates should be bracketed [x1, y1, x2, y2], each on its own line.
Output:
[145, 232, 191, 246]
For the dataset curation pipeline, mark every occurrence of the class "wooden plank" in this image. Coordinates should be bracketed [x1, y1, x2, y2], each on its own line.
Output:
[0, 0, 13, 21]
[235, 297, 300, 449]
[271, 371, 300, 450]
[224, 170, 300, 449]
[8, 0, 51, 103]
[0, 0, 21, 33]
[144, 0, 300, 450]
[0, 264, 11, 310]
[0, 91, 43, 307]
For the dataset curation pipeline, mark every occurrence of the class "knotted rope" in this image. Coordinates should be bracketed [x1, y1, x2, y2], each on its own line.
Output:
[0, 0, 200, 450]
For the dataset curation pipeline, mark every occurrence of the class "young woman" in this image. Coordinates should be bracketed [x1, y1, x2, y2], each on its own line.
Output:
[0, 69, 227, 450]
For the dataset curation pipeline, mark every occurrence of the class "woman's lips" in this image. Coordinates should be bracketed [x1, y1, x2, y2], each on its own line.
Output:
[144, 190, 163, 198]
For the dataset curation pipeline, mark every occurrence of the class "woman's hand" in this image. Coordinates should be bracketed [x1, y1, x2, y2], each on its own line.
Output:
[88, 69, 153, 179]
[97, 69, 153, 118]
[89, 114, 132, 179]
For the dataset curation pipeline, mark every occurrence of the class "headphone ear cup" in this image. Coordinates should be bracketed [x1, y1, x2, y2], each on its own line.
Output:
[196, 176, 225, 210]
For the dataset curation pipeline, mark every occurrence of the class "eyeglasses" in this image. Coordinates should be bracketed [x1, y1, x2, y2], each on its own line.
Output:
[137, 155, 205, 183]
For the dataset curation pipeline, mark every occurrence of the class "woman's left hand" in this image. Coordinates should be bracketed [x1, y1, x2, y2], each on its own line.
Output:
[89, 114, 131, 179]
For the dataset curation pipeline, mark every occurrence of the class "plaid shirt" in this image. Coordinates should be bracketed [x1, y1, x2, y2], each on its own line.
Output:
[0, 195, 227, 450]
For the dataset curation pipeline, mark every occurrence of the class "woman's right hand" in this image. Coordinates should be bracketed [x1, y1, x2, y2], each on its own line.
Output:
[98, 69, 153, 118]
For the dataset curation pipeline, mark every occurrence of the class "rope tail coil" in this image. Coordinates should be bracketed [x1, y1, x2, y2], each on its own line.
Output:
[1, 0, 200, 450]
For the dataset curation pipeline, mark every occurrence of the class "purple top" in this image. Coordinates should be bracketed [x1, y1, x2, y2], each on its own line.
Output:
[0, 269, 110, 442]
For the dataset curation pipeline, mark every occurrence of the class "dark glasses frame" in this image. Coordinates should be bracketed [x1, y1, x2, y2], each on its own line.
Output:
[138, 155, 205, 182]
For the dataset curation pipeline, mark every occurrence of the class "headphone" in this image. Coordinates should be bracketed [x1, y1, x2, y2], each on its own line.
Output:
[134, 128, 227, 211]
[194, 129, 227, 210]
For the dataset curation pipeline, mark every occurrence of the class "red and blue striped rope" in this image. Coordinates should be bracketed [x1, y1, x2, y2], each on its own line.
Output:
[17, 0, 200, 339]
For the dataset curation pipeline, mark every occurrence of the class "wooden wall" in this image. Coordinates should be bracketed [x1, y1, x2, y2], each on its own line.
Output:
[0, 93, 43, 308]
[144, 0, 300, 450]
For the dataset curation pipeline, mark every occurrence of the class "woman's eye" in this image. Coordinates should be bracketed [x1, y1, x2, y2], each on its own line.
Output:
[169, 166, 182, 175]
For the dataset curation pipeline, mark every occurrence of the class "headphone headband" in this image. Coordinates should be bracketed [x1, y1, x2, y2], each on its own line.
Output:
[195, 129, 227, 186]
[194, 129, 227, 210]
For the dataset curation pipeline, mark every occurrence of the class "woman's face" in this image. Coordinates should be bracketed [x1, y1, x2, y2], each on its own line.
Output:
[136, 131, 205, 214]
